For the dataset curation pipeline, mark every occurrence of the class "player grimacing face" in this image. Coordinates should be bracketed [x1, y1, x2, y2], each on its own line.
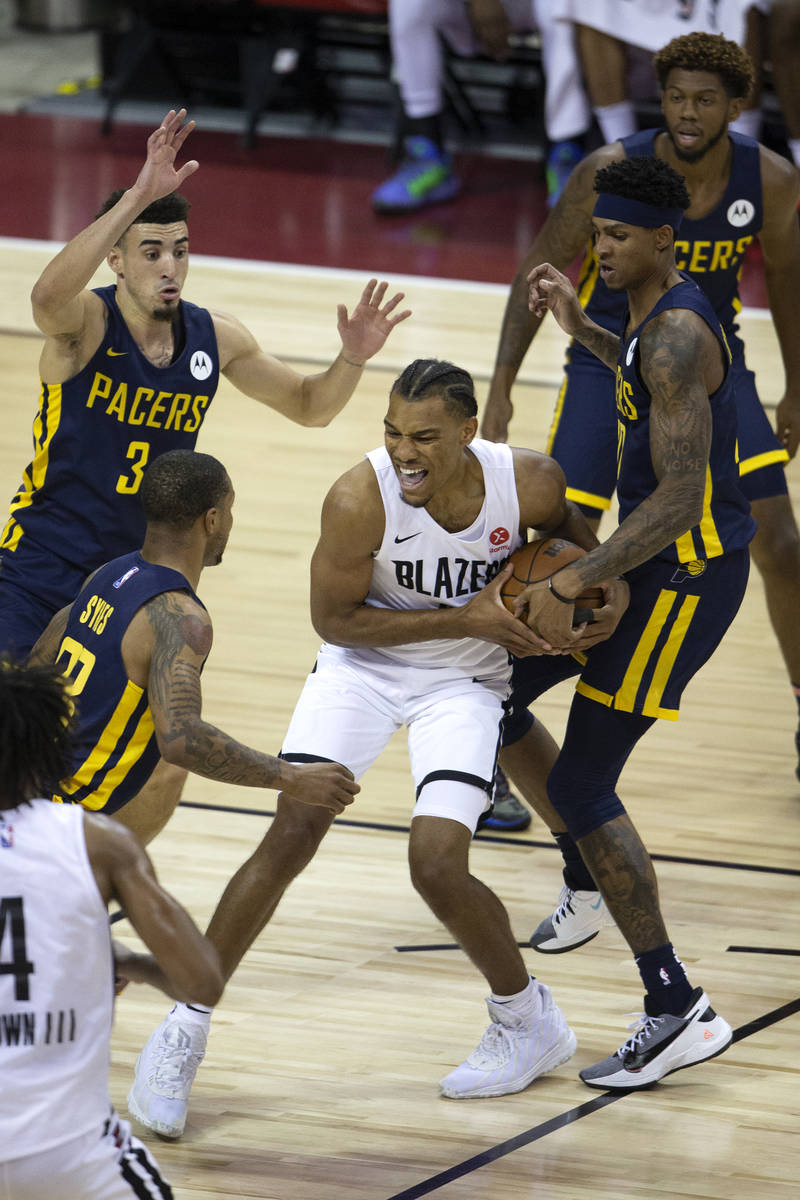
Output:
[661, 68, 739, 164]
[111, 221, 190, 321]
[383, 392, 478, 509]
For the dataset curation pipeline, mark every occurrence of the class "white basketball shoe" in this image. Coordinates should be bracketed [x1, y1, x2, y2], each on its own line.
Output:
[127, 1008, 207, 1138]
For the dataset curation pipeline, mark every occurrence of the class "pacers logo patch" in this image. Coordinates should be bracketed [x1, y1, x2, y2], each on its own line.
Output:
[671, 559, 706, 583]
[727, 199, 755, 228]
[190, 350, 213, 380]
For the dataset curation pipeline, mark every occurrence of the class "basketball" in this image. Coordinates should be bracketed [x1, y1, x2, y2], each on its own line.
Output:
[500, 537, 605, 624]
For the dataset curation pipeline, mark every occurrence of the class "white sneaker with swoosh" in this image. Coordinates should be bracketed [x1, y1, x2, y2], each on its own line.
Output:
[530, 885, 610, 953]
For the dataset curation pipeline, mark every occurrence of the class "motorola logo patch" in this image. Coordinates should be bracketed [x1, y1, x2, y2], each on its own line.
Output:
[190, 350, 213, 380]
[727, 199, 755, 228]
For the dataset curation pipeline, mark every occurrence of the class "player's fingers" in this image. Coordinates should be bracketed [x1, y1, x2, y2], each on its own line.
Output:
[175, 161, 200, 186]
[381, 291, 405, 314]
[371, 280, 388, 307]
[360, 277, 378, 304]
[388, 308, 412, 327]
[172, 119, 195, 151]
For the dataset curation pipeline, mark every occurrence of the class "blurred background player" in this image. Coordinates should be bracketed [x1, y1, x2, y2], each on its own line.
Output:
[0, 657, 224, 1200]
[372, 0, 591, 213]
[482, 32, 800, 779]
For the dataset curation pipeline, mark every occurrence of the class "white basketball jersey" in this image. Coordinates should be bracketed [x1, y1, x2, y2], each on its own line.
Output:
[0, 800, 113, 1159]
[327, 439, 522, 673]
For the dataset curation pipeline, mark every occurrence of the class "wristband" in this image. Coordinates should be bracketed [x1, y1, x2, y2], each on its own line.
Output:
[548, 577, 574, 604]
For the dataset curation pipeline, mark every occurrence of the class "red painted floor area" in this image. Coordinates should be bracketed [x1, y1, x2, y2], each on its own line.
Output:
[0, 111, 768, 304]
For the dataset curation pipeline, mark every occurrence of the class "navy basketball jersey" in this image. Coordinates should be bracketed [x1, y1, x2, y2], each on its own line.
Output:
[53, 551, 204, 814]
[616, 277, 756, 564]
[1, 285, 220, 567]
[577, 130, 762, 342]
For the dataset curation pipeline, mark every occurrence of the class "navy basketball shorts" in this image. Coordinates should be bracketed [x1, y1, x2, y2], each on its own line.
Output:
[503, 548, 750, 745]
[545, 336, 788, 518]
[0, 536, 90, 659]
[280, 643, 510, 832]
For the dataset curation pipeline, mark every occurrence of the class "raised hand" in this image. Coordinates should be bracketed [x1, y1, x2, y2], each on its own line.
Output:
[527, 262, 584, 335]
[337, 279, 412, 365]
[131, 109, 200, 206]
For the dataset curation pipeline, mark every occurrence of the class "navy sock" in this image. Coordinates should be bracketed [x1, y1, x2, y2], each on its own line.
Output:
[635, 943, 693, 1016]
[553, 831, 596, 892]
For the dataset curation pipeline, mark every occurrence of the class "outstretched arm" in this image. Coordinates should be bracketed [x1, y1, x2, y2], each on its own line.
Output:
[216, 279, 411, 427]
[482, 147, 622, 441]
[520, 309, 714, 644]
[84, 812, 224, 1004]
[759, 148, 800, 458]
[31, 109, 198, 339]
[135, 592, 358, 812]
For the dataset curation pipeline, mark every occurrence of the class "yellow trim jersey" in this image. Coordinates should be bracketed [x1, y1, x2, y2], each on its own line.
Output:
[1, 285, 219, 568]
[53, 551, 203, 814]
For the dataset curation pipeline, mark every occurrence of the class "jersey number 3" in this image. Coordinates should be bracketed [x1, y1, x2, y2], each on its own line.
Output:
[117, 440, 150, 494]
[0, 897, 34, 1002]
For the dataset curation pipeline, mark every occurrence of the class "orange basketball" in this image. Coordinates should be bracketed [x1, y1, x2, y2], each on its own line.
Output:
[500, 537, 604, 623]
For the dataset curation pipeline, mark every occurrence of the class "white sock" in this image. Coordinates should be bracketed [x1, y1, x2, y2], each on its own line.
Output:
[491, 976, 538, 1014]
[788, 138, 800, 169]
[729, 108, 762, 139]
[171, 1001, 213, 1032]
[594, 100, 636, 144]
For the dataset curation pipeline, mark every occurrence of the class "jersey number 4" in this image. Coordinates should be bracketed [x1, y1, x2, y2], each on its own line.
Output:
[0, 897, 34, 1002]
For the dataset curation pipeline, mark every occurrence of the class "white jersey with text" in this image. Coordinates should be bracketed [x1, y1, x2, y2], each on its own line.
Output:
[326, 439, 522, 674]
[0, 800, 113, 1160]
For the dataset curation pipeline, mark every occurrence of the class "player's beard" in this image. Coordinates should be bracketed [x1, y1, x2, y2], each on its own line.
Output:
[666, 117, 728, 164]
[152, 304, 177, 322]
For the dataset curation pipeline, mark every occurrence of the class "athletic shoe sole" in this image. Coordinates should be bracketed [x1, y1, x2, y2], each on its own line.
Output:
[580, 1016, 733, 1091]
[531, 927, 602, 954]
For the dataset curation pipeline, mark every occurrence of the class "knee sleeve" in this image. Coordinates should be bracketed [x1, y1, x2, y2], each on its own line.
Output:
[547, 756, 626, 840]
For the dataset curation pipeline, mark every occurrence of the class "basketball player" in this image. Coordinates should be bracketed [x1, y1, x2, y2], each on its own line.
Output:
[0, 106, 407, 835]
[482, 32, 800, 777]
[126, 358, 631, 1137]
[29, 449, 358, 843]
[497, 156, 749, 1089]
[0, 657, 223, 1199]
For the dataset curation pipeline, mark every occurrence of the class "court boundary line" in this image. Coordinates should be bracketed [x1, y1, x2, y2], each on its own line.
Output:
[0, 235, 774, 317]
[383, 997, 800, 1200]
[177, 798, 800, 878]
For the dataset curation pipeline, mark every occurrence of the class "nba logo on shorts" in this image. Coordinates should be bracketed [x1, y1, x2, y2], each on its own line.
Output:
[0, 820, 14, 849]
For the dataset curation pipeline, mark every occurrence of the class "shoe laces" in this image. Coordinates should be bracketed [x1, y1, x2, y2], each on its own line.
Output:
[147, 1027, 204, 1098]
[615, 1011, 666, 1058]
[552, 886, 576, 925]
[468, 1019, 513, 1069]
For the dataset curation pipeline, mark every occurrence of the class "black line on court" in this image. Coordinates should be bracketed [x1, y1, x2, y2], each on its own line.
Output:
[177, 799, 799, 878]
[727, 945, 800, 956]
[396, 942, 531, 953]
[109, 910, 126, 925]
[384, 997, 800, 1200]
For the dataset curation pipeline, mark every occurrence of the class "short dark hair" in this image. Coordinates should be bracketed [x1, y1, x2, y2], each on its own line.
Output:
[594, 156, 690, 211]
[391, 359, 477, 419]
[95, 190, 191, 241]
[654, 31, 754, 100]
[0, 659, 75, 810]
[140, 450, 230, 529]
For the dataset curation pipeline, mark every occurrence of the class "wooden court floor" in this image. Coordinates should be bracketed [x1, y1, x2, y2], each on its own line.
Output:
[1, 242, 798, 1199]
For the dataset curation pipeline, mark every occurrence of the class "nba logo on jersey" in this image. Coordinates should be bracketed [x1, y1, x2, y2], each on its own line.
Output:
[190, 350, 213, 380]
[0, 820, 14, 849]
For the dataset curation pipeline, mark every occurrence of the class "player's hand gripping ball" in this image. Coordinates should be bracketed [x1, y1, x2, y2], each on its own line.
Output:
[500, 537, 604, 626]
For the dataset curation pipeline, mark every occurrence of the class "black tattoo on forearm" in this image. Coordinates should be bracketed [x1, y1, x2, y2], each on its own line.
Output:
[145, 594, 283, 787]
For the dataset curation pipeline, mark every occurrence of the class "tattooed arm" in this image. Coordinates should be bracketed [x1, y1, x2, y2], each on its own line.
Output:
[483, 145, 623, 441]
[517, 309, 717, 646]
[29, 604, 72, 665]
[128, 590, 358, 812]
